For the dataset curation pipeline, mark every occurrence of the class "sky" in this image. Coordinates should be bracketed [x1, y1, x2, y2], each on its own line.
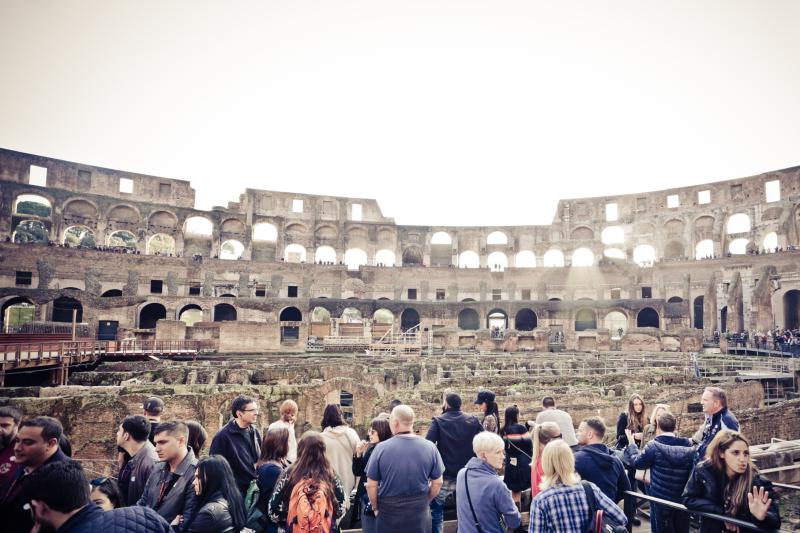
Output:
[1, 1, 799, 226]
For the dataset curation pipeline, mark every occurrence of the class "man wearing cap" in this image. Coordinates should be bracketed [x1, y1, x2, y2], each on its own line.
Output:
[426, 392, 483, 533]
[474, 390, 500, 434]
[142, 397, 165, 445]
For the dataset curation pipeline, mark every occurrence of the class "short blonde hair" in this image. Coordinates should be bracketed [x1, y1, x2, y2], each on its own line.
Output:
[473, 431, 504, 455]
[649, 403, 670, 426]
[540, 440, 580, 491]
[280, 399, 298, 415]
[391, 404, 415, 425]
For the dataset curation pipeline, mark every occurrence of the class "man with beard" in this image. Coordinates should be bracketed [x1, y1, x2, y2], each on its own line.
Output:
[0, 406, 22, 490]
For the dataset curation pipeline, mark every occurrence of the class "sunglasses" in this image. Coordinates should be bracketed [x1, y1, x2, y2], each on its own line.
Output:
[90, 477, 109, 487]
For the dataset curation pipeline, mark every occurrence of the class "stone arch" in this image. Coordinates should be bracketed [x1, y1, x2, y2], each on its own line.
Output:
[139, 303, 166, 328]
[401, 308, 420, 331]
[62, 198, 98, 223]
[570, 226, 594, 241]
[101, 289, 122, 297]
[783, 290, 800, 330]
[637, 307, 660, 328]
[220, 218, 246, 235]
[311, 306, 331, 323]
[148, 210, 178, 231]
[458, 250, 480, 268]
[184, 216, 214, 236]
[1, 297, 35, 332]
[695, 239, 714, 259]
[633, 244, 656, 267]
[344, 248, 368, 270]
[147, 233, 175, 255]
[486, 231, 508, 245]
[726, 213, 751, 234]
[487, 251, 507, 272]
[341, 307, 362, 323]
[487, 309, 508, 333]
[315, 245, 337, 264]
[214, 303, 237, 322]
[314, 224, 338, 242]
[375, 249, 396, 266]
[604, 248, 625, 260]
[604, 310, 627, 338]
[63, 225, 96, 248]
[252, 222, 278, 242]
[220, 239, 244, 260]
[663, 240, 685, 260]
[284, 243, 307, 263]
[601, 226, 624, 245]
[458, 308, 480, 330]
[763, 232, 778, 251]
[667, 296, 684, 303]
[543, 249, 565, 267]
[571, 247, 594, 267]
[14, 194, 52, 217]
[574, 308, 596, 331]
[279, 306, 303, 322]
[515, 250, 536, 268]
[402, 246, 423, 266]
[284, 222, 308, 235]
[178, 304, 203, 325]
[107, 230, 137, 249]
[728, 238, 748, 255]
[664, 219, 684, 236]
[13, 220, 48, 244]
[431, 231, 452, 245]
[107, 204, 140, 225]
[693, 215, 715, 240]
[373, 308, 394, 325]
[514, 308, 537, 331]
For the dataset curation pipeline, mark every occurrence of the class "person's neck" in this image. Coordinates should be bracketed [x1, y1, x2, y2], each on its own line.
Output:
[25, 450, 57, 473]
[587, 439, 603, 447]
[234, 418, 250, 429]
[394, 427, 413, 435]
[168, 448, 188, 472]
[123, 439, 147, 457]
[50, 505, 87, 530]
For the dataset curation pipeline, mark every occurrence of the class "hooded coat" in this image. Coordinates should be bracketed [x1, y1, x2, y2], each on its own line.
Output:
[320, 424, 360, 510]
[623, 434, 694, 501]
[574, 443, 630, 503]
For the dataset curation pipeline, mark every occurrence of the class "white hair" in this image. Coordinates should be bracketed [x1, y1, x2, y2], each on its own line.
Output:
[473, 431, 504, 455]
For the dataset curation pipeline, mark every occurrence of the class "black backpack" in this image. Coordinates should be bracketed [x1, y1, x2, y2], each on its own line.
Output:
[581, 481, 627, 533]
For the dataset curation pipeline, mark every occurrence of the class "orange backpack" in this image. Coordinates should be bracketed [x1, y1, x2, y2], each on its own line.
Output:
[286, 477, 334, 533]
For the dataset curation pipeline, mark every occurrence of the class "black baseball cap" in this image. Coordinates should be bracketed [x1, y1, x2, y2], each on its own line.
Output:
[474, 390, 495, 405]
[143, 396, 165, 415]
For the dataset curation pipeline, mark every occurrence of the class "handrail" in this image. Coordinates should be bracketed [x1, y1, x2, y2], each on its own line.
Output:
[624, 491, 779, 532]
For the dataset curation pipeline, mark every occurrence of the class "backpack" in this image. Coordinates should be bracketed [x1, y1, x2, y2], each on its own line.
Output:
[581, 481, 627, 533]
[243, 477, 269, 531]
[286, 477, 335, 533]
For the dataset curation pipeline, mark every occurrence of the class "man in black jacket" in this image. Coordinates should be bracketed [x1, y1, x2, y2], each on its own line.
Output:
[209, 394, 262, 495]
[26, 461, 170, 532]
[116, 415, 159, 506]
[0, 416, 72, 533]
[425, 392, 483, 533]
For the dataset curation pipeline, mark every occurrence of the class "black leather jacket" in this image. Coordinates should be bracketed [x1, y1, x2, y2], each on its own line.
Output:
[184, 492, 235, 533]
[682, 461, 780, 533]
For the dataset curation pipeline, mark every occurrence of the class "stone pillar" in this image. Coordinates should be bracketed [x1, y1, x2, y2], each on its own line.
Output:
[703, 274, 718, 338]
[728, 271, 745, 333]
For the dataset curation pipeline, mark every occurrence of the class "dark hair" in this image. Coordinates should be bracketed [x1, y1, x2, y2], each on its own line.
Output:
[20, 416, 63, 443]
[22, 461, 90, 513]
[258, 427, 289, 466]
[153, 420, 188, 440]
[656, 412, 677, 433]
[186, 420, 207, 458]
[321, 404, 345, 430]
[90, 477, 123, 509]
[370, 418, 392, 442]
[501, 405, 520, 436]
[444, 393, 462, 411]
[283, 432, 337, 513]
[0, 406, 22, 424]
[626, 394, 646, 432]
[184, 455, 245, 532]
[389, 399, 402, 410]
[122, 415, 151, 443]
[59, 434, 72, 457]
[231, 395, 257, 419]
[143, 396, 165, 416]
[542, 397, 556, 408]
[582, 417, 606, 439]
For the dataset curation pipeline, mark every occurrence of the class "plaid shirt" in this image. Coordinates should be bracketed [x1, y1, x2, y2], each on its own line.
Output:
[529, 481, 627, 533]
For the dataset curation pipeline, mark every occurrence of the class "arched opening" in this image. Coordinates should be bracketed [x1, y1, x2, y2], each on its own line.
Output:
[571, 247, 594, 267]
[138, 303, 166, 329]
[311, 306, 331, 322]
[400, 308, 420, 331]
[279, 306, 302, 342]
[486, 231, 508, 245]
[514, 308, 537, 331]
[515, 250, 536, 268]
[604, 248, 626, 260]
[184, 216, 213, 236]
[695, 239, 714, 260]
[458, 250, 480, 268]
[763, 232, 778, 252]
[574, 308, 597, 331]
[220, 239, 244, 260]
[663, 241, 685, 260]
[63, 226, 96, 248]
[549, 298, 562, 302]
[51, 296, 82, 323]
[720, 306, 728, 333]
[108, 230, 137, 250]
[213, 303, 237, 322]
[487, 310, 508, 338]
[402, 247, 423, 266]
[147, 233, 175, 255]
[601, 226, 624, 245]
[178, 304, 203, 326]
[727, 213, 751, 234]
[633, 244, 656, 267]
[667, 296, 683, 303]
[431, 231, 452, 244]
[284, 244, 307, 263]
[101, 289, 122, 297]
[636, 307, 660, 328]
[2, 297, 35, 333]
[252, 222, 278, 241]
[314, 245, 337, 264]
[13, 220, 48, 244]
[693, 296, 704, 330]
[784, 290, 800, 330]
[487, 251, 507, 272]
[604, 311, 627, 339]
[373, 309, 394, 325]
[375, 249, 396, 267]
[344, 248, 368, 270]
[14, 194, 52, 217]
[728, 238, 749, 255]
[341, 308, 363, 323]
[458, 309, 480, 330]
[543, 249, 565, 267]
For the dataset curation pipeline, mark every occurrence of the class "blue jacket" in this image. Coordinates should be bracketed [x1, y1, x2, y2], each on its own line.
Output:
[60, 503, 170, 533]
[426, 409, 483, 479]
[695, 408, 738, 464]
[574, 443, 630, 503]
[623, 434, 694, 501]
[456, 457, 521, 533]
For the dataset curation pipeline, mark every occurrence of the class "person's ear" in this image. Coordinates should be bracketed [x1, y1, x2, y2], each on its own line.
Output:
[30, 499, 48, 519]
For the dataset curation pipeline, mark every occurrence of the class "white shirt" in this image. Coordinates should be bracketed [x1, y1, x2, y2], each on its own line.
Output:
[268, 419, 297, 463]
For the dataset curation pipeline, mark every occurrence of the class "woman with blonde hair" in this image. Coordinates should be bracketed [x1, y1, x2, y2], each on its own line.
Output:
[683, 430, 780, 533]
[530, 422, 561, 497]
[530, 440, 627, 532]
[640, 403, 671, 448]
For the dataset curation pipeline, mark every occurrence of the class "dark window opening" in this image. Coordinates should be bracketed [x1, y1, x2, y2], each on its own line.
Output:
[150, 280, 163, 294]
[610, 288, 621, 299]
[288, 285, 298, 298]
[637, 307, 660, 328]
[255, 285, 266, 297]
[521, 289, 531, 300]
[492, 289, 501, 301]
[189, 284, 201, 296]
[641, 287, 652, 299]
[436, 289, 445, 301]
[16, 271, 32, 285]
[408, 288, 417, 300]
[693, 296, 704, 330]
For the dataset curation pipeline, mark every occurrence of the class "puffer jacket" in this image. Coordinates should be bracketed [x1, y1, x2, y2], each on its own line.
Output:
[60, 503, 170, 533]
[184, 492, 236, 533]
[694, 409, 739, 464]
[682, 460, 781, 533]
[623, 434, 694, 501]
[574, 443, 630, 503]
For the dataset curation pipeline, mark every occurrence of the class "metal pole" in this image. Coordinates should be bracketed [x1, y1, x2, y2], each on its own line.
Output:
[71, 309, 77, 341]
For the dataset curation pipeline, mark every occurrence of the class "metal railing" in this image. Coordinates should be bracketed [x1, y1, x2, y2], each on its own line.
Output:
[0, 339, 213, 365]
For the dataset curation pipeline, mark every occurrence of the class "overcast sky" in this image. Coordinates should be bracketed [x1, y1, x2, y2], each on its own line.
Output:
[1, 1, 798, 226]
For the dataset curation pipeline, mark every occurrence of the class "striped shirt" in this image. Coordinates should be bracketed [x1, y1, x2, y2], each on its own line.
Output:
[529, 481, 627, 533]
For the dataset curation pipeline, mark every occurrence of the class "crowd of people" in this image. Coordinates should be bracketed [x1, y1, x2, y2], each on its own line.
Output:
[0, 385, 783, 533]
[720, 326, 800, 354]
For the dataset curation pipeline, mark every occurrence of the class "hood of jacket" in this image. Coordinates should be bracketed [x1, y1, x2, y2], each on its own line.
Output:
[653, 435, 695, 467]
[580, 443, 617, 470]
[465, 456, 496, 475]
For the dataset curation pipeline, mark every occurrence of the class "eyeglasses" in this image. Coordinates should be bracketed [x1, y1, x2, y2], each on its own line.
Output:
[243, 409, 259, 413]
[90, 477, 109, 487]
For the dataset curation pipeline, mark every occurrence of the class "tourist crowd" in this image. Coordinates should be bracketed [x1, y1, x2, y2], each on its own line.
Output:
[0, 385, 782, 533]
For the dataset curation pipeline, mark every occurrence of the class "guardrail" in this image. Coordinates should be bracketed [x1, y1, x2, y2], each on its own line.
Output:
[0, 339, 213, 366]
